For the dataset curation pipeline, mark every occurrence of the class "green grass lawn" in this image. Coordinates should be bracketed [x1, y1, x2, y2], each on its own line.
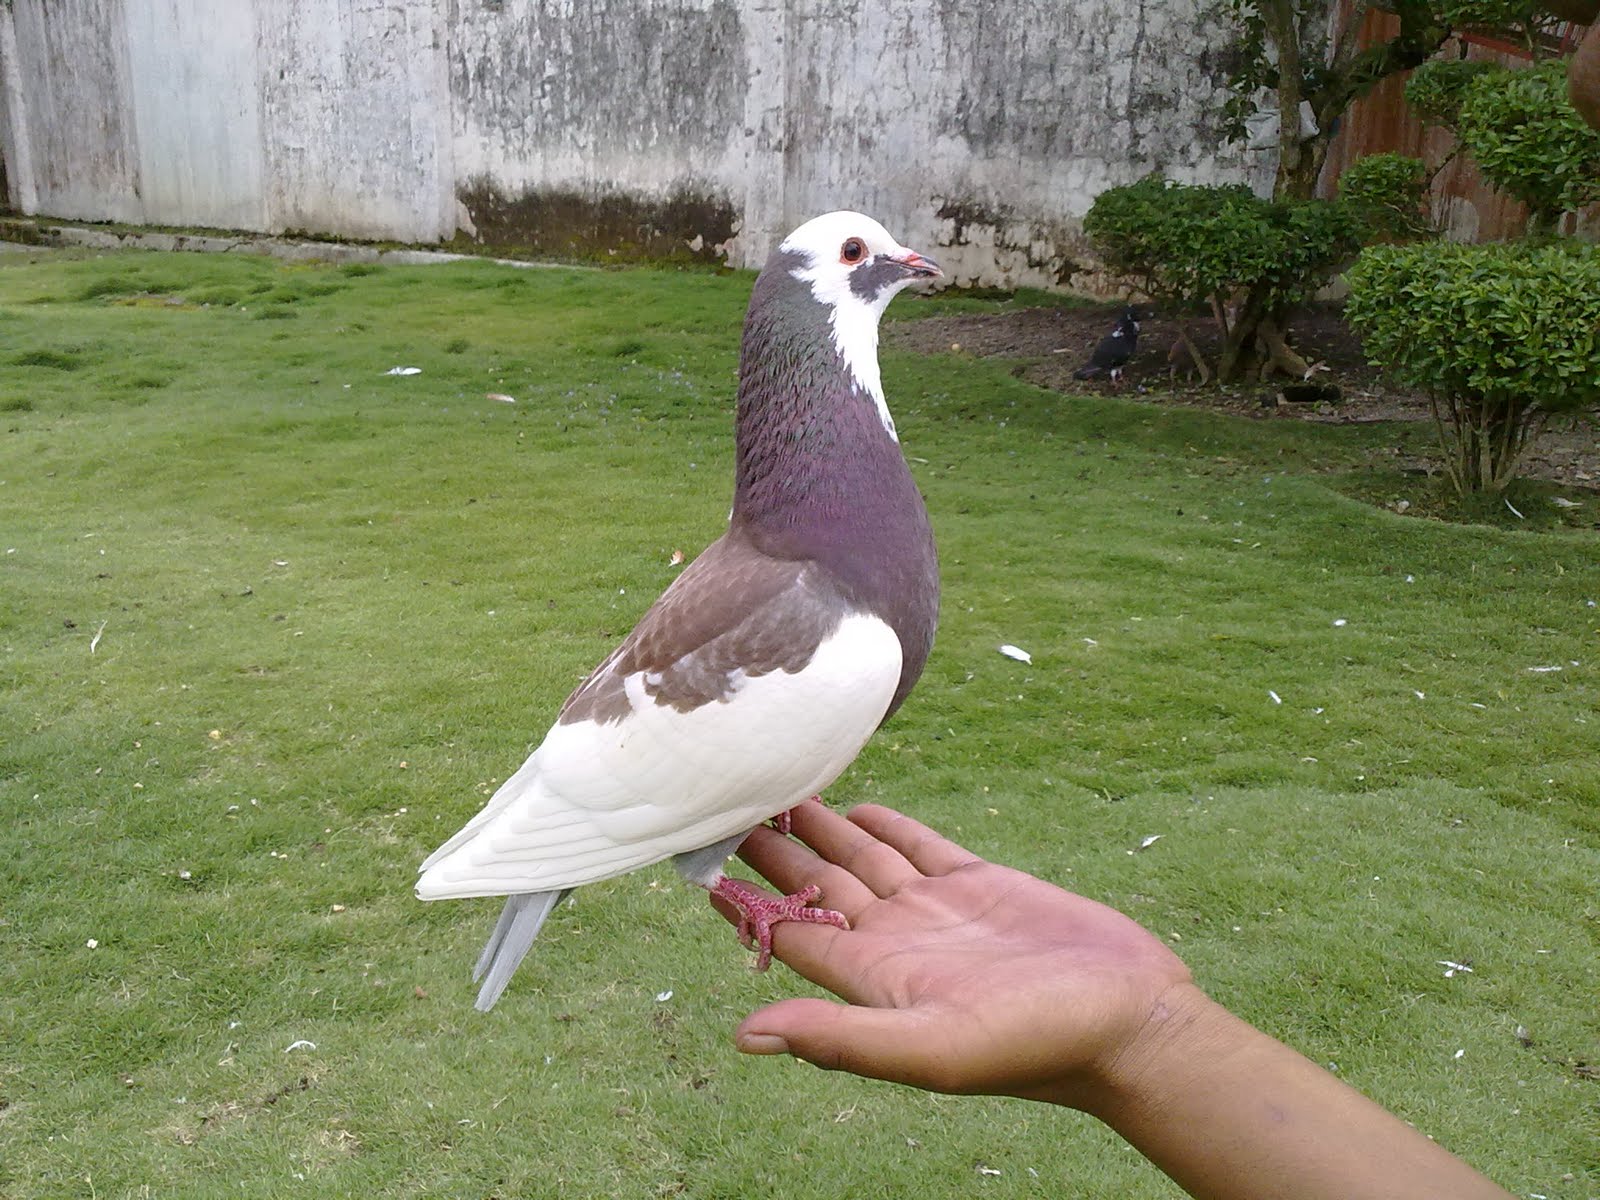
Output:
[1, 249, 1596, 1199]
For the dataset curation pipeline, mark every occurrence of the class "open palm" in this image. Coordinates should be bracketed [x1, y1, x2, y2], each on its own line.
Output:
[717, 801, 1194, 1109]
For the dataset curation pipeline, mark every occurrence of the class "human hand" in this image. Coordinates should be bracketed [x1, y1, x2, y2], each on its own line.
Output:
[716, 800, 1196, 1111]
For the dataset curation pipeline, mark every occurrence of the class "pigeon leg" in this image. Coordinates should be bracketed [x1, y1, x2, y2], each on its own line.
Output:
[709, 875, 848, 970]
[766, 795, 820, 836]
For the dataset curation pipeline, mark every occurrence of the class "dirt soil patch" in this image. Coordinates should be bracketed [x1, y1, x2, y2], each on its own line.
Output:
[891, 302, 1600, 494]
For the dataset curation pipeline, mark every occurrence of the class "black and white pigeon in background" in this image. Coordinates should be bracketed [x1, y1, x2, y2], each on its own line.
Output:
[1073, 306, 1141, 381]
[416, 211, 943, 1011]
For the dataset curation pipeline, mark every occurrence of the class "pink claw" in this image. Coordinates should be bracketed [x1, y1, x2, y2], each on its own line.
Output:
[710, 876, 848, 970]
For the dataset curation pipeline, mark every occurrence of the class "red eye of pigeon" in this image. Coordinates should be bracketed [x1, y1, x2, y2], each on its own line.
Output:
[839, 237, 866, 264]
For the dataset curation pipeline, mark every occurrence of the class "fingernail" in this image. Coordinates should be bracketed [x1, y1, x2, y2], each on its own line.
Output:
[737, 1032, 790, 1055]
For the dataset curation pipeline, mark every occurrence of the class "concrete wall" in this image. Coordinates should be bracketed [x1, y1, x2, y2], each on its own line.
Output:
[0, 0, 1272, 286]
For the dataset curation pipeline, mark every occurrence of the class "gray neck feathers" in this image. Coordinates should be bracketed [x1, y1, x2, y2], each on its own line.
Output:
[732, 254, 899, 525]
[729, 250, 939, 719]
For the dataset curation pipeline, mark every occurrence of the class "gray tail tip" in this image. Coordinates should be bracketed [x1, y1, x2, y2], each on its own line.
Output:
[474, 978, 511, 1013]
[468, 889, 570, 1012]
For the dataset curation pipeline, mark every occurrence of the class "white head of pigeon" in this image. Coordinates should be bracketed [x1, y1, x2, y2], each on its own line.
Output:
[777, 211, 942, 440]
[416, 212, 943, 1012]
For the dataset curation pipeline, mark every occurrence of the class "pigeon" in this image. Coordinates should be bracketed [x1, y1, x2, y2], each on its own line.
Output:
[416, 211, 943, 1011]
[1073, 306, 1141, 381]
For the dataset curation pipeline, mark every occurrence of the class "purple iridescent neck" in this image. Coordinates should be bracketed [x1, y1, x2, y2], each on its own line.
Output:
[727, 250, 939, 717]
[731, 253, 903, 529]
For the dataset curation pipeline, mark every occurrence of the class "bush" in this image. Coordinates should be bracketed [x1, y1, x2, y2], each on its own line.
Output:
[1457, 59, 1600, 229]
[1083, 176, 1360, 380]
[1404, 58, 1502, 128]
[1260, 197, 1365, 309]
[1082, 177, 1274, 312]
[1345, 240, 1600, 494]
[1336, 153, 1436, 243]
[1437, 0, 1556, 40]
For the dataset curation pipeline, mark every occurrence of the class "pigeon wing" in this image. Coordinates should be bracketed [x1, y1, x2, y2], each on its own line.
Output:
[415, 533, 903, 899]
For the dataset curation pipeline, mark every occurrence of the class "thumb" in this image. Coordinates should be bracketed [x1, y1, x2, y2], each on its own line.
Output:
[736, 997, 953, 1090]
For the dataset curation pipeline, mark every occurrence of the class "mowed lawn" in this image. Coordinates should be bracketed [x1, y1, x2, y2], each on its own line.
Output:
[1, 249, 1595, 1199]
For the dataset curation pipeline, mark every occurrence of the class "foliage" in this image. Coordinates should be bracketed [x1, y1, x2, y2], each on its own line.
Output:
[1346, 240, 1600, 492]
[1456, 58, 1600, 229]
[1084, 177, 1276, 310]
[1082, 175, 1363, 311]
[1336, 152, 1437, 241]
[1403, 58, 1503, 126]
[1084, 175, 1361, 379]
[1265, 191, 1366, 305]
[1217, 1, 1454, 200]
[1196, 2, 1461, 382]
[1219, 2, 1582, 204]
[1216, 0, 1278, 146]
[1437, 0, 1564, 53]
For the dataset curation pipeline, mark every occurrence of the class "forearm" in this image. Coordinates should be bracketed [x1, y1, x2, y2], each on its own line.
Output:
[1082, 984, 1514, 1200]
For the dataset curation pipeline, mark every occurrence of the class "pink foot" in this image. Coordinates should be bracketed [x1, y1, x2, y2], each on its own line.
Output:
[767, 795, 822, 836]
[710, 876, 848, 970]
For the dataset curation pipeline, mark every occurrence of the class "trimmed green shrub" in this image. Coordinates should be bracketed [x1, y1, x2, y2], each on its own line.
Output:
[1083, 177, 1272, 312]
[1345, 240, 1600, 494]
[1336, 153, 1436, 242]
[1403, 59, 1502, 128]
[1262, 197, 1365, 309]
[1457, 59, 1600, 230]
[1437, 0, 1557, 43]
[1083, 176, 1361, 380]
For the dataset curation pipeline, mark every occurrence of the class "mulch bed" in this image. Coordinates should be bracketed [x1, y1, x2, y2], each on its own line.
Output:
[890, 302, 1599, 493]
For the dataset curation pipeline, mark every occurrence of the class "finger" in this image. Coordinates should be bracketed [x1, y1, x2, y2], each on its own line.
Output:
[707, 888, 744, 929]
[846, 804, 983, 877]
[736, 998, 961, 1093]
[787, 798, 923, 898]
[730, 825, 880, 924]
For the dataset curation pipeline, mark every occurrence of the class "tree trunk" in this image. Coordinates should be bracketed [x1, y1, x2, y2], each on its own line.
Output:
[1440, 392, 1545, 495]
[1242, 2, 1453, 204]
[1255, 316, 1314, 378]
[1260, 2, 1317, 201]
[1168, 323, 1214, 383]
[1427, 395, 1465, 495]
[1218, 290, 1270, 381]
[1570, 20, 1600, 133]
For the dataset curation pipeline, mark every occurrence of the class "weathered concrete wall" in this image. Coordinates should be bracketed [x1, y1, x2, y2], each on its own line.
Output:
[0, 0, 1271, 286]
[779, 1, 1259, 285]
[448, 0, 749, 257]
[1, 0, 143, 223]
[125, 1, 267, 230]
[258, 0, 457, 240]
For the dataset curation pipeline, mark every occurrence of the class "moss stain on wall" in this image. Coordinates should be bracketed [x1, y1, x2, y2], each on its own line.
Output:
[454, 179, 740, 266]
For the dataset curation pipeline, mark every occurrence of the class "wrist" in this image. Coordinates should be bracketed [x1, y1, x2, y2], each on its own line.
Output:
[1079, 980, 1240, 1124]
[1055, 983, 1517, 1200]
